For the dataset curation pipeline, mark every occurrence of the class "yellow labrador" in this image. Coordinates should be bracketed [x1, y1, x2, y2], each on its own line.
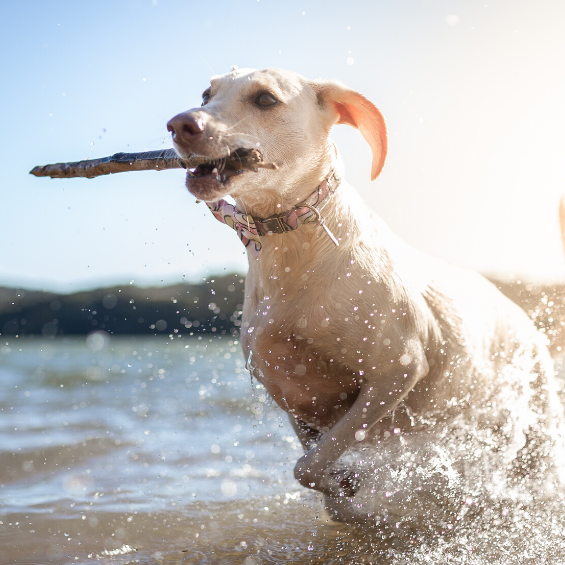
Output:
[168, 68, 564, 523]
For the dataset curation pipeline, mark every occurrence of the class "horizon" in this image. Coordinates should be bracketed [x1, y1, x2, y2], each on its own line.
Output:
[0, 268, 560, 296]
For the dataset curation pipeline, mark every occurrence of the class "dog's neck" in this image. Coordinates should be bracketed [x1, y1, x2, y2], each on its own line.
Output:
[224, 142, 372, 300]
[243, 183, 366, 301]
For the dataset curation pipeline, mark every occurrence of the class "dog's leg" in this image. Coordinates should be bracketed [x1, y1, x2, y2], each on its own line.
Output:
[289, 415, 322, 452]
[294, 348, 429, 498]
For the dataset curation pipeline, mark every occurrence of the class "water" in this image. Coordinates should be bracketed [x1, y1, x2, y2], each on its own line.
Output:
[1, 336, 565, 564]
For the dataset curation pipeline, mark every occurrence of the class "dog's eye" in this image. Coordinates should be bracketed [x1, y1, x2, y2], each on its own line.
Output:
[201, 90, 211, 106]
[255, 92, 278, 108]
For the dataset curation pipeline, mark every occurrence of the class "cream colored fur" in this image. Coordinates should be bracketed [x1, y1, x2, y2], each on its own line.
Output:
[169, 68, 563, 523]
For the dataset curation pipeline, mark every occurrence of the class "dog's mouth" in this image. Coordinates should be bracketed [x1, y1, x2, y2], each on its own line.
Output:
[187, 159, 244, 184]
[185, 148, 277, 201]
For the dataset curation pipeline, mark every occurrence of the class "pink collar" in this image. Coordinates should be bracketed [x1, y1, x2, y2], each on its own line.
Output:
[205, 168, 341, 258]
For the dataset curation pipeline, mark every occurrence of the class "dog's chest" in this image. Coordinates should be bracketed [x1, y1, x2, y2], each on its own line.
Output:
[240, 311, 360, 428]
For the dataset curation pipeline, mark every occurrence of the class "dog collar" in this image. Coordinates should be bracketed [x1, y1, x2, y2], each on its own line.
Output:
[204, 168, 341, 258]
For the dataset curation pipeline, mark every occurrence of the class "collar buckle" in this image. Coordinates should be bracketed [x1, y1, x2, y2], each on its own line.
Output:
[256, 214, 291, 235]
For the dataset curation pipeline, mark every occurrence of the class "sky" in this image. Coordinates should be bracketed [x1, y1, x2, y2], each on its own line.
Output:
[1, 0, 565, 292]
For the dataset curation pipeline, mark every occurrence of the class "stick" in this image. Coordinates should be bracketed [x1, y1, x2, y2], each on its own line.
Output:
[29, 148, 277, 179]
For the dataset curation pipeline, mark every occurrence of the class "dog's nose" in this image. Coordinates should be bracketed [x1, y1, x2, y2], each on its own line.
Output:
[167, 112, 205, 144]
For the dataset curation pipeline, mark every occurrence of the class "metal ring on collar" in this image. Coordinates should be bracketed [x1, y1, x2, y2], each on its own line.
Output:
[302, 204, 322, 224]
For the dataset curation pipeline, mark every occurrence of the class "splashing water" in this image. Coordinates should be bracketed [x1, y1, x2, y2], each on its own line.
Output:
[328, 342, 565, 533]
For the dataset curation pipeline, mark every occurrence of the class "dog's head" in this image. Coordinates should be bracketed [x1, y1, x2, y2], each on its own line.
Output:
[167, 68, 387, 209]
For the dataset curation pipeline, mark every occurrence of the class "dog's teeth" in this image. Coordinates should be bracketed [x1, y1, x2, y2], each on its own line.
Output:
[212, 167, 218, 175]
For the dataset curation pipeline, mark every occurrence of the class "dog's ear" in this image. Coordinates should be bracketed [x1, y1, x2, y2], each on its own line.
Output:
[314, 81, 387, 181]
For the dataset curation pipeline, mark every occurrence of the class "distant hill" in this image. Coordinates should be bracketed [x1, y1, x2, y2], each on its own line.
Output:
[0, 273, 245, 337]
[1, 276, 564, 353]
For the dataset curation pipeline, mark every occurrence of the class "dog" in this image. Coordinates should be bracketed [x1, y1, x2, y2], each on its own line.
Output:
[167, 67, 565, 523]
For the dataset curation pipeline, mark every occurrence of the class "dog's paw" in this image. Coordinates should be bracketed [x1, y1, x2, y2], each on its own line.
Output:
[329, 469, 361, 497]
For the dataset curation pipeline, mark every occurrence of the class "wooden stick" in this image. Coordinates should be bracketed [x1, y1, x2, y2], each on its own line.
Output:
[29, 148, 277, 179]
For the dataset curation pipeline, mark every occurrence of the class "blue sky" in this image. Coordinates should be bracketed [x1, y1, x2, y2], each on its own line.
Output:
[1, 0, 565, 292]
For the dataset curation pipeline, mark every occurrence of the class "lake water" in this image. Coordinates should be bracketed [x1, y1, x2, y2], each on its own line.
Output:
[2, 335, 565, 564]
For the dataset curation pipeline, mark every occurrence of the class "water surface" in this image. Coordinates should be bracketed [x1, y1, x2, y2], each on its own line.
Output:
[1, 336, 565, 564]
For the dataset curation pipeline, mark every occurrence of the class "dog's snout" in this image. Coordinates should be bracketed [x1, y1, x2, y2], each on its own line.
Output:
[167, 112, 205, 144]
